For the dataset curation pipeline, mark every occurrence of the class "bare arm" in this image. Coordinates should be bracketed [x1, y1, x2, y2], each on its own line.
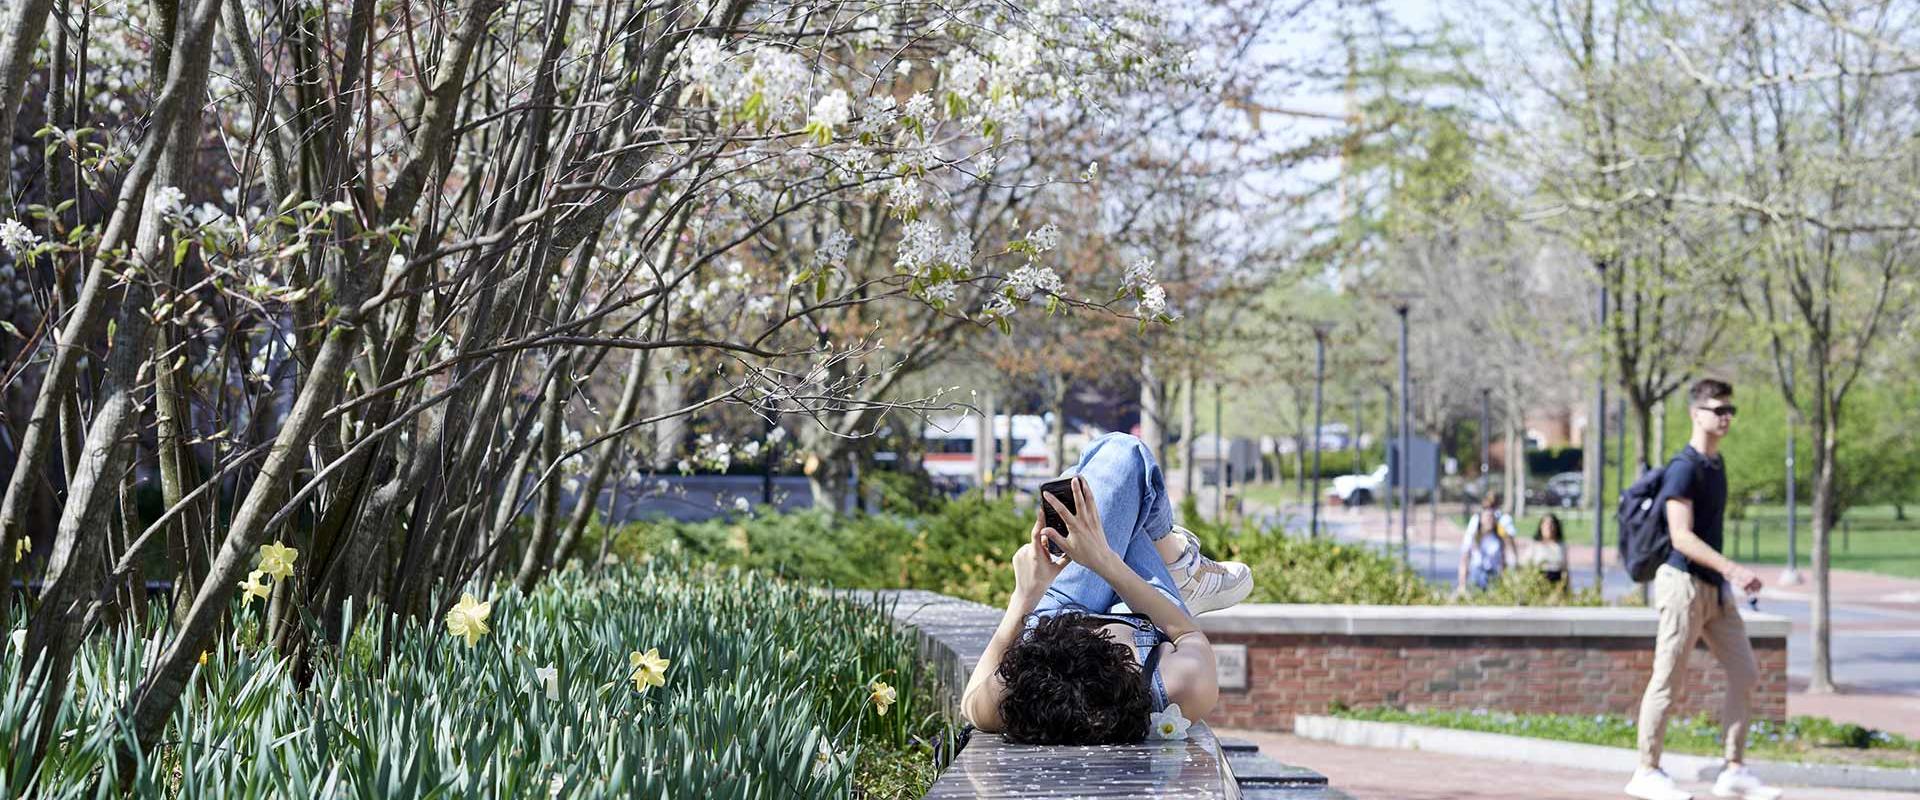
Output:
[960, 523, 1065, 732]
[1039, 478, 1218, 717]
[1665, 497, 1761, 593]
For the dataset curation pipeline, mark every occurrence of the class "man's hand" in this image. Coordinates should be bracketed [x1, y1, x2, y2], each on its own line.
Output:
[1037, 476, 1120, 574]
[1725, 564, 1763, 596]
[1012, 523, 1068, 597]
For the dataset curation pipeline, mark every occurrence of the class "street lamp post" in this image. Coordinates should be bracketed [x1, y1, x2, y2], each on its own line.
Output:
[1395, 302, 1412, 567]
[1310, 324, 1332, 538]
[1381, 383, 1395, 548]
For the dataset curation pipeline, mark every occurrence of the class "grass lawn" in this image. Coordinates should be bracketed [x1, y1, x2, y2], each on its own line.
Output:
[1331, 706, 1920, 769]
[1507, 505, 1920, 580]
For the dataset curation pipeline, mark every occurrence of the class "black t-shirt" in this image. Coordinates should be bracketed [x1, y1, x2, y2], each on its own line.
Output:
[1659, 445, 1727, 584]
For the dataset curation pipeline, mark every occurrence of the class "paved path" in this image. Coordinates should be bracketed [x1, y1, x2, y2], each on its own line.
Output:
[1249, 502, 1920, 737]
[1223, 730, 1917, 800]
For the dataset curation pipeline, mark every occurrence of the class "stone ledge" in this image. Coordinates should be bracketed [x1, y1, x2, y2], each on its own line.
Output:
[856, 590, 1349, 798]
[1198, 604, 1791, 639]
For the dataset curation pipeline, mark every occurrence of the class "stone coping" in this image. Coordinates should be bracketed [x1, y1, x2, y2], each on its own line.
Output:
[1197, 604, 1792, 639]
[852, 590, 1258, 798]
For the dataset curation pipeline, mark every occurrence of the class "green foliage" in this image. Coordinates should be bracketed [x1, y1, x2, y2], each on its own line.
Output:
[1184, 509, 1605, 607]
[1331, 707, 1920, 768]
[2, 566, 950, 799]
[594, 492, 1030, 606]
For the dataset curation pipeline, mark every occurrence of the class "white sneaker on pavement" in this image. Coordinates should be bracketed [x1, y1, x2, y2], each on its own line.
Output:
[1625, 767, 1693, 800]
[1165, 525, 1253, 615]
[1712, 765, 1783, 800]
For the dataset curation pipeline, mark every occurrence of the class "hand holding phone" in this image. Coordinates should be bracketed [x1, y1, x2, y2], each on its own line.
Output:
[1038, 477, 1076, 557]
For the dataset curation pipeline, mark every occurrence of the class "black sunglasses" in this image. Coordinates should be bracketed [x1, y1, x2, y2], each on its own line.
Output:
[1695, 404, 1737, 418]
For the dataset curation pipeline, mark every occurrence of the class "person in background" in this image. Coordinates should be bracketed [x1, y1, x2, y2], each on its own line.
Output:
[1523, 512, 1570, 592]
[1456, 493, 1517, 593]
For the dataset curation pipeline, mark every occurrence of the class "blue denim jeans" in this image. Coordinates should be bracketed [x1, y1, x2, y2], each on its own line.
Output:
[1034, 433, 1192, 617]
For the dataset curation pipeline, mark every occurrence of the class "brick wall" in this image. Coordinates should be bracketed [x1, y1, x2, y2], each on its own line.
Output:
[1208, 631, 1789, 731]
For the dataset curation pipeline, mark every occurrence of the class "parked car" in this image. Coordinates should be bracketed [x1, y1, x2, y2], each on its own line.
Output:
[1329, 465, 1389, 506]
[1543, 471, 1584, 507]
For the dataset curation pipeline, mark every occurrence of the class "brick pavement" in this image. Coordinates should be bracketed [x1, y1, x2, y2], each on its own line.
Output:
[1225, 730, 1919, 800]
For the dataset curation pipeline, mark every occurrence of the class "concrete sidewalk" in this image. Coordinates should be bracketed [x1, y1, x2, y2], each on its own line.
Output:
[1224, 730, 1920, 800]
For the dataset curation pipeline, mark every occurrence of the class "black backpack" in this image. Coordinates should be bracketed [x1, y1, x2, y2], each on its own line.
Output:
[1616, 459, 1676, 582]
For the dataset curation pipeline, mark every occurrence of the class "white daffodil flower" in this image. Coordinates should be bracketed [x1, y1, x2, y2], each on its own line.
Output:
[1148, 703, 1191, 741]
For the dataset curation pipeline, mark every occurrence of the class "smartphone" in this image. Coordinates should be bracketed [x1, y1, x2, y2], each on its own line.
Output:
[1038, 478, 1076, 557]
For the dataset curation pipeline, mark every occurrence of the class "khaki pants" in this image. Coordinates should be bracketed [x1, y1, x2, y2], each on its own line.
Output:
[1636, 563, 1759, 767]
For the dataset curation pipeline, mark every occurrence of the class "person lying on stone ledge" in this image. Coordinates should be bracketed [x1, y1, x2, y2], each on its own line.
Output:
[960, 433, 1254, 744]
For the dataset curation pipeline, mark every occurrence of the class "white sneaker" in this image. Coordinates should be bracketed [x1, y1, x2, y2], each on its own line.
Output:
[1625, 767, 1693, 800]
[1712, 765, 1782, 800]
[1165, 526, 1253, 615]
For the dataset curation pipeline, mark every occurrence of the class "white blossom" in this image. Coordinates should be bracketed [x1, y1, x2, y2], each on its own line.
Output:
[902, 92, 936, 127]
[1025, 223, 1060, 253]
[1139, 283, 1168, 316]
[896, 220, 945, 274]
[152, 185, 186, 216]
[0, 219, 40, 254]
[816, 228, 853, 268]
[809, 89, 851, 129]
[924, 281, 958, 306]
[1123, 257, 1157, 289]
[733, 497, 751, 514]
[1004, 265, 1062, 301]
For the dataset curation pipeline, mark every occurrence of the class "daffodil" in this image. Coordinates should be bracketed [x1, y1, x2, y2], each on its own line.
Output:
[535, 663, 559, 701]
[445, 594, 492, 646]
[257, 541, 298, 579]
[1148, 703, 1191, 740]
[12, 536, 28, 563]
[238, 570, 272, 604]
[868, 680, 897, 716]
[198, 650, 209, 667]
[629, 648, 670, 693]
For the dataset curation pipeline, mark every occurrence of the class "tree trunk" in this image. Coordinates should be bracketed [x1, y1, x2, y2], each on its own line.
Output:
[1630, 396, 1653, 471]
[1001, 403, 1015, 495]
[549, 349, 649, 568]
[17, 0, 219, 766]
[515, 358, 569, 592]
[1049, 380, 1067, 474]
[1652, 398, 1667, 463]
[1180, 370, 1196, 499]
[1807, 380, 1838, 694]
[0, 0, 215, 613]
[978, 390, 996, 498]
[650, 375, 687, 470]
[1139, 352, 1163, 465]
[121, 0, 504, 756]
[0, 0, 58, 216]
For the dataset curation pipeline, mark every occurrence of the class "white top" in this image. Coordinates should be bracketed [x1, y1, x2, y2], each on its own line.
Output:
[1521, 539, 1569, 571]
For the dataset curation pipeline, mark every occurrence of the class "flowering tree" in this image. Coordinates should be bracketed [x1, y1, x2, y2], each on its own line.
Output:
[0, 0, 1207, 774]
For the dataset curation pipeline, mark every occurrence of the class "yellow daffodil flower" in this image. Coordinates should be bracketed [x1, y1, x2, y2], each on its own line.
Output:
[869, 680, 897, 716]
[445, 594, 492, 646]
[198, 650, 210, 667]
[238, 570, 272, 604]
[12, 536, 28, 563]
[629, 648, 670, 693]
[257, 541, 298, 579]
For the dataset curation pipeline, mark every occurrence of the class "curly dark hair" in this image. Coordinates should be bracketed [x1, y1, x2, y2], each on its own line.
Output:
[995, 612, 1152, 745]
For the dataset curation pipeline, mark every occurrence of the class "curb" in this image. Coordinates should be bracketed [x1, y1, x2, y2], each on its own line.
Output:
[1291, 715, 1920, 793]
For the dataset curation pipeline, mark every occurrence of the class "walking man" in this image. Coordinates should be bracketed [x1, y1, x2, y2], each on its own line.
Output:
[1625, 379, 1781, 800]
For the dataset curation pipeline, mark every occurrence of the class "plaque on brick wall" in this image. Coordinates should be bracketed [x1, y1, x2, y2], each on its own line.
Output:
[1214, 643, 1247, 690]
